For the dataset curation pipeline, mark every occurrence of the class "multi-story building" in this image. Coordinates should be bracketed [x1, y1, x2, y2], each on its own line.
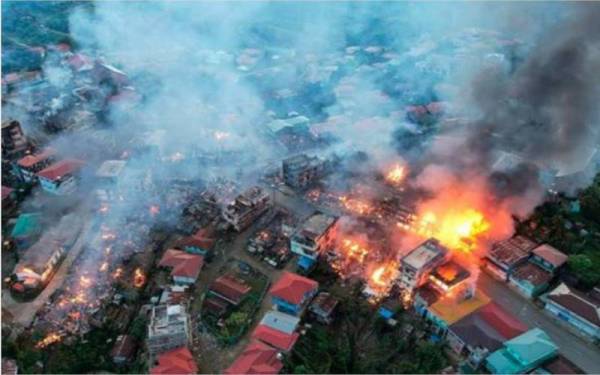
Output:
[290, 211, 338, 270]
[147, 304, 191, 357]
[282, 154, 327, 190]
[399, 238, 449, 294]
[270, 271, 319, 316]
[1, 119, 28, 159]
[223, 187, 271, 231]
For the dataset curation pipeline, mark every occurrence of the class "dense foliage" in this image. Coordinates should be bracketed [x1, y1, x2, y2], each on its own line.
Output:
[286, 291, 448, 374]
[517, 174, 600, 289]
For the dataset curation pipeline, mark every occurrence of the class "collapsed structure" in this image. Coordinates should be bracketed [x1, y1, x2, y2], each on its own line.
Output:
[223, 186, 271, 231]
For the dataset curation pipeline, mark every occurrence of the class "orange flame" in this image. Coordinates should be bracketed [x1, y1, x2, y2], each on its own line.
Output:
[385, 164, 406, 185]
[36, 332, 63, 348]
[339, 196, 372, 215]
[409, 209, 490, 253]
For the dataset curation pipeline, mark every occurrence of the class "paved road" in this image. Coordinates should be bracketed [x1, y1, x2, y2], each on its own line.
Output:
[2, 215, 94, 328]
[478, 271, 600, 374]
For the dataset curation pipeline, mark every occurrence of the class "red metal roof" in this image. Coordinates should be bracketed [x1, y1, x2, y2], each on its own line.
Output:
[269, 271, 318, 305]
[478, 302, 527, 339]
[150, 347, 198, 375]
[17, 148, 56, 168]
[224, 340, 283, 375]
[2, 186, 14, 200]
[532, 244, 568, 268]
[159, 249, 203, 280]
[251, 325, 299, 352]
[209, 275, 251, 305]
[36, 159, 84, 181]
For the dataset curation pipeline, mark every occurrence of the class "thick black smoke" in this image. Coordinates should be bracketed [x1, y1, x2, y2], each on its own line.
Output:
[464, 4, 600, 196]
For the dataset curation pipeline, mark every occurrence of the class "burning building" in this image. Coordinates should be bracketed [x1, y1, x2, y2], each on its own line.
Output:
[223, 186, 271, 231]
[290, 211, 338, 270]
[11, 214, 82, 292]
[428, 260, 471, 294]
[1, 119, 28, 160]
[281, 153, 328, 190]
[399, 238, 450, 295]
[147, 304, 191, 358]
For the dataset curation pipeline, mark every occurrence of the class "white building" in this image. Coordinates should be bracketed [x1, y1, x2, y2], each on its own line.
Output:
[147, 304, 191, 357]
[399, 238, 449, 294]
[223, 187, 271, 231]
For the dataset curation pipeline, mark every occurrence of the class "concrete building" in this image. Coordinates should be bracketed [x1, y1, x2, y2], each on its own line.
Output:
[223, 186, 271, 231]
[484, 236, 538, 281]
[544, 283, 600, 340]
[281, 154, 327, 190]
[147, 304, 191, 357]
[290, 211, 338, 270]
[2, 119, 28, 159]
[399, 238, 449, 294]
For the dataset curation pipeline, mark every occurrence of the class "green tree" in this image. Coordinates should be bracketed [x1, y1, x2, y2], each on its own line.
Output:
[568, 254, 600, 288]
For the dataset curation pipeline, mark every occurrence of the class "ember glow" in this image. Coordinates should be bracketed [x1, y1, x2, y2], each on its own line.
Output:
[367, 261, 399, 296]
[338, 196, 372, 216]
[36, 332, 63, 349]
[385, 164, 406, 185]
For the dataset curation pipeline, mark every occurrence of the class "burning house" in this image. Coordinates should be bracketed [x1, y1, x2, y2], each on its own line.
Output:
[290, 211, 338, 270]
[37, 159, 85, 195]
[1, 119, 29, 160]
[281, 153, 328, 190]
[223, 186, 271, 232]
[399, 238, 450, 295]
[428, 261, 471, 294]
[11, 214, 82, 292]
[14, 147, 57, 183]
[147, 304, 191, 358]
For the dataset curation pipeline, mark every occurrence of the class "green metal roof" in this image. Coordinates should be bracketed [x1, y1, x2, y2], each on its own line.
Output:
[10, 213, 41, 238]
[486, 328, 558, 374]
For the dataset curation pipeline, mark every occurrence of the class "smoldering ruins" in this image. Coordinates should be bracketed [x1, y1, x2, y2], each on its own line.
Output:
[2, 1, 600, 371]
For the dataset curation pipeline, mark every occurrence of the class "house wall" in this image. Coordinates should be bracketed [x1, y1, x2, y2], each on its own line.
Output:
[446, 330, 466, 354]
[272, 296, 301, 315]
[483, 259, 509, 281]
[530, 255, 557, 274]
[39, 176, 78, 195]
[545, 301, 600, 339]
[173, 276, 195, 285]
[508, 277, 547, 299]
